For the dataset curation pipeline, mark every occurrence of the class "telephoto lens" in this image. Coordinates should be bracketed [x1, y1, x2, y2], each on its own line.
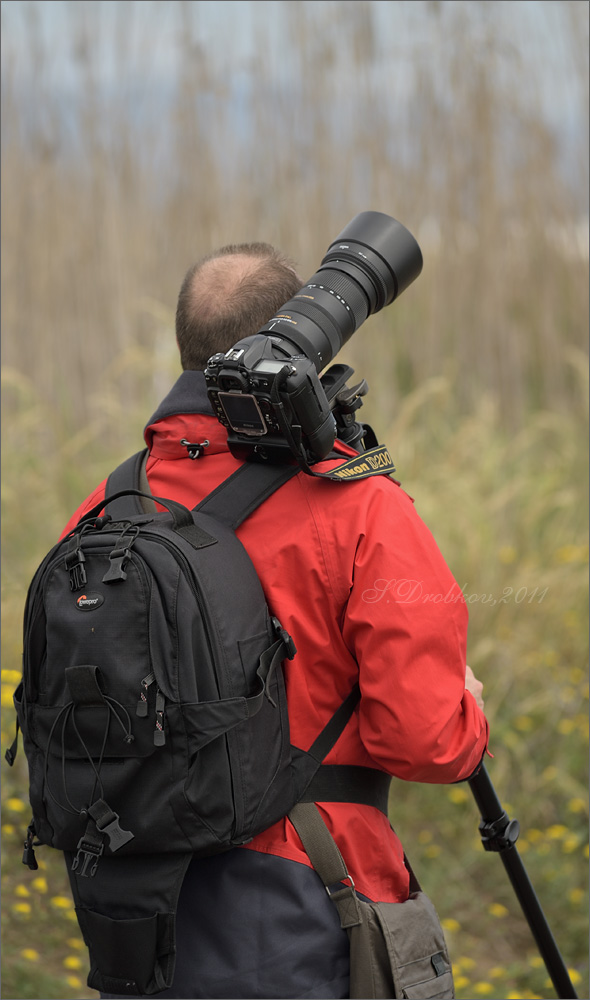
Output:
[257, 211, 423, 372]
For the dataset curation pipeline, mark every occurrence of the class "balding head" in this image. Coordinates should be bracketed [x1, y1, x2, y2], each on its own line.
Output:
[175, 243, 302, 371]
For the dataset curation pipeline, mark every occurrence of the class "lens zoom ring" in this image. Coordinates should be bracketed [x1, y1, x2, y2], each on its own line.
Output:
[306, 269, 369, 328]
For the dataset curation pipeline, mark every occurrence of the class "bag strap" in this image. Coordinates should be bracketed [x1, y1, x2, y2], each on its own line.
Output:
[289, 801, 421, 932]
[288, 802, 363, 928]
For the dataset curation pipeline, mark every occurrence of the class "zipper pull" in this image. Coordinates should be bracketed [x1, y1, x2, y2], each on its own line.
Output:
[154, 689, 166, 746]
[136, 672, 156, 717]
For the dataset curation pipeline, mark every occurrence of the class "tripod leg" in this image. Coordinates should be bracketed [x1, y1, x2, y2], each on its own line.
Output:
[468, 764, 579, 1000]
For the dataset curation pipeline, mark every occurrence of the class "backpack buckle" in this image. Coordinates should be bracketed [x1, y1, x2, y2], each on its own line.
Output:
[88, 798, 135, 853]
[64, 533, 87, 591]
[72, 834, 104, 878]
[102, 527, 139, 584]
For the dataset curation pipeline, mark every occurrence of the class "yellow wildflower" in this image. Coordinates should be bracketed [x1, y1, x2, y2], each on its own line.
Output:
[488, 902, 509, 918]
[4, 797, 26, 812]
[65, 976, 82, 989]
[51, 895, 73, 909]
[558, 718, 575, 735]
[447, 787, 469, 804]
[1, 686, 15, 707]
[547, 824, 567, 839]
[441, 918, 461, 933]
[12, 902, 31, 915]
[66, 937, 86, 950]
[567, 797, 586, 814]
[562, 835, 580, 853]
[20, 948, 39, 962]
[1, 669, 22, 684]
[31, 876, 48, 893]
[569, 667, 585, 684]
[568, 888, 584, 904]
[555, 544, 588, 563]
[15, 884, 30, 897]
[64, 955, 83, 970]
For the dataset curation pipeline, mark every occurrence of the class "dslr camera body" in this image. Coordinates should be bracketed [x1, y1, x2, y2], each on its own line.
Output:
[206, 339, 339, 464]
[205, 211, 423, 468]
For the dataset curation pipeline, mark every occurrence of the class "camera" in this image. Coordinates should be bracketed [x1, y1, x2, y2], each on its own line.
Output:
[205, 211, 423, 467]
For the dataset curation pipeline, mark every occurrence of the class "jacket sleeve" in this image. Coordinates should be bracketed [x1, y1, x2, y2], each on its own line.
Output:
[340, 479, 489, 784]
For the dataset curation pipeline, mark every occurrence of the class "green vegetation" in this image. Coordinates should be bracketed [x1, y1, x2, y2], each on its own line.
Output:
[1, 2, 587, 997]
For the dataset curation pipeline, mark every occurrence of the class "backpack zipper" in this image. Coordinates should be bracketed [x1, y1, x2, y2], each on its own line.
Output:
[134, 530, 220, 684]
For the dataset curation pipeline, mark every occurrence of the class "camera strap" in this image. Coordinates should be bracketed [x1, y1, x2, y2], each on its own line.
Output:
[307, 443, 398, 483]
[269, 377, 397, 484]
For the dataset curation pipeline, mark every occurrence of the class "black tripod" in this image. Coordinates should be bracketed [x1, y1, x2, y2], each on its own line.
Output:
[469, 764, 579, 999]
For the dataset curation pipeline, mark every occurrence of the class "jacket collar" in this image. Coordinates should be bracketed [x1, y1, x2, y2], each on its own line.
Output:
[144, 370, 229, 458]
[145, 370, 214, 425]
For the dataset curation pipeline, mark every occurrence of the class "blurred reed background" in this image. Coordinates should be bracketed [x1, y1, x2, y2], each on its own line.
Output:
[1, 2, 588, 998]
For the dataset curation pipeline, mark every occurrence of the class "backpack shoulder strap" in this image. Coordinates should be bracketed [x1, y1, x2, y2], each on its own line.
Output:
[194, 462, 300, 528]
[105, 449, 157, 518]
[105, 452, 299, 527]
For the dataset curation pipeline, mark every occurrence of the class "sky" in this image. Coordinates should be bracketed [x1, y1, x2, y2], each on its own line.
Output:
[1, 0, 586, 127]
[1, 0, 587, 218]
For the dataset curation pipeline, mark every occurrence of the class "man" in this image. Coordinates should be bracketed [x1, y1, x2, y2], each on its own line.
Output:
[62, 242, 488, 999]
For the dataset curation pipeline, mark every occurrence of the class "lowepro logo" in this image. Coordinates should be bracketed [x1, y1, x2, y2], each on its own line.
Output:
[76, 593, 105, 612]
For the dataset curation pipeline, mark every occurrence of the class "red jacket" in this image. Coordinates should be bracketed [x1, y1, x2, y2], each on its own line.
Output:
[61, 371, 488, 907]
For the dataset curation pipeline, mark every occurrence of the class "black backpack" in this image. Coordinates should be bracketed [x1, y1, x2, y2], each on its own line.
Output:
[7, 453, 390, 996]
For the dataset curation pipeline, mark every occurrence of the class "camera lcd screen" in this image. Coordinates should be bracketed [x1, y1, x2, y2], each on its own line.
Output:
[218, 392, 267, 436]
[254, 360, 288, 375]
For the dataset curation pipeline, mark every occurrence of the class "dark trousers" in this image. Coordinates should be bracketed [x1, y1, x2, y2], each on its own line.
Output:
[101, 848, 350, 999]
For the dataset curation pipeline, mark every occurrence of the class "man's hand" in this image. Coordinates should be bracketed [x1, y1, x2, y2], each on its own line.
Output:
[465, 665, 485, 711]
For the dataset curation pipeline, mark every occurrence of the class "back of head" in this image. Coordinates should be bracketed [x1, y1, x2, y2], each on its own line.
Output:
[176, 243, 302, 371]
